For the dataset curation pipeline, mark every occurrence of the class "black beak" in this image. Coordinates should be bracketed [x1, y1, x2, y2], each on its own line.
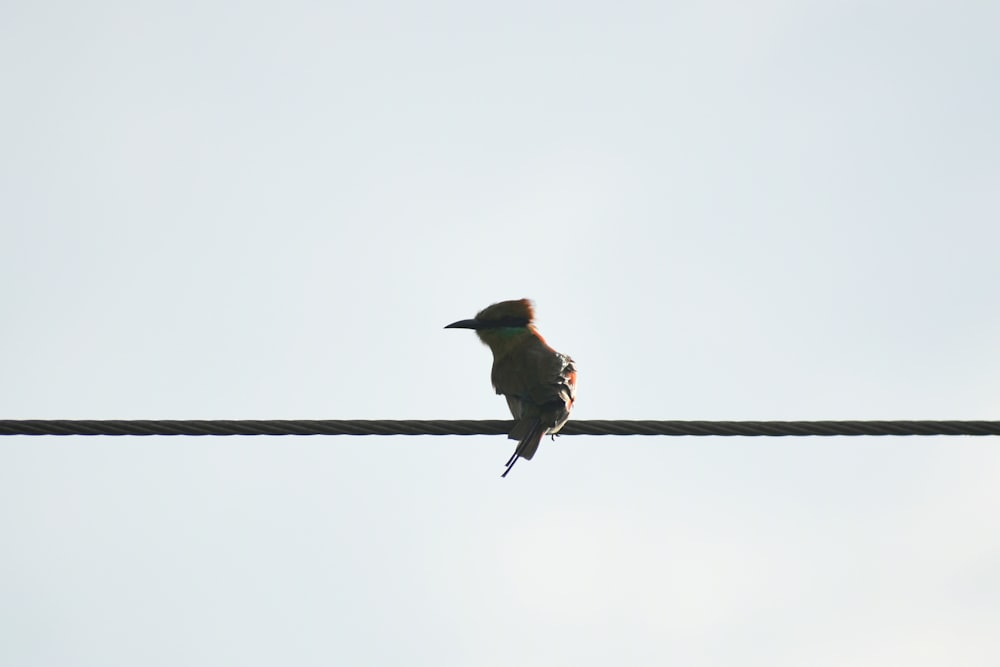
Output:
[444, 318, 481, 330]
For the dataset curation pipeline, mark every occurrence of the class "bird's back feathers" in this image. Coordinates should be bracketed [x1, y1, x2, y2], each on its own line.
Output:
[495, 335, 576, 476]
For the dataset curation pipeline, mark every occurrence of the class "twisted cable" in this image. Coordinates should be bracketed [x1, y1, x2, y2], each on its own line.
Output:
[1, 419, 998, 437]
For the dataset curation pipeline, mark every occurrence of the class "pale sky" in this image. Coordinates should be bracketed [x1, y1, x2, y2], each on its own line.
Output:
[2, 1, 999, 665]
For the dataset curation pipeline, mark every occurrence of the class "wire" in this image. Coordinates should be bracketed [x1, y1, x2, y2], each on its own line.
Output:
[1, 419, 998, 437]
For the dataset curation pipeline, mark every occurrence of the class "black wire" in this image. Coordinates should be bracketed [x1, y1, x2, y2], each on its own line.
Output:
[0, 419, 998, 437]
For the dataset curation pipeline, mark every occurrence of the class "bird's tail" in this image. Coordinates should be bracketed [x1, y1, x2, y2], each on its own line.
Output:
[502, 419, 545, 478]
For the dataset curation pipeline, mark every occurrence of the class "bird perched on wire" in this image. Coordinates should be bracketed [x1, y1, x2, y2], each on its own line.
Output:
[445, 299, 577, 477]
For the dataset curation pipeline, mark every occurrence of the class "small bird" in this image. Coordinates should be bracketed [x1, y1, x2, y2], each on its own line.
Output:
[445, 299, 577, 477]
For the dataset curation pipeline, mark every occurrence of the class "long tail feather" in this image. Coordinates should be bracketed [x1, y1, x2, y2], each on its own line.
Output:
[502, 454, 519, 478]
[502, 421, 545, 478]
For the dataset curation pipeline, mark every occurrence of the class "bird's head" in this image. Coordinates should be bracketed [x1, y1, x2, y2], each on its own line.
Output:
[445, 299, 536, 348]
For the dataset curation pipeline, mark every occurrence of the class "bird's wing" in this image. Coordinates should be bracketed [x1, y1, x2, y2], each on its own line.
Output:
[529, 347, 575, 408]
[493, 339, 576, 409]
[504, 350, 576, 459]
[555, 353, 577, 406]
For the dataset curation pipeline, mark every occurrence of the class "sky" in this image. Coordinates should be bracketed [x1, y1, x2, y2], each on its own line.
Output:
[2, 0, 999, 664]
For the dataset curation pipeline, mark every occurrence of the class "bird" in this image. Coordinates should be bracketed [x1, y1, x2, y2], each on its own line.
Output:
[445, 299, 577, 477]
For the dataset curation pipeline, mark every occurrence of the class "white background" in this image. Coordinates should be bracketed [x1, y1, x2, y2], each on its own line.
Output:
[2, 1, 999, 664]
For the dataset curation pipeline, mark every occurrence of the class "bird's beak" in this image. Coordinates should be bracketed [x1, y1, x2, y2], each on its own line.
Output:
[444, 318, 481, 330]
